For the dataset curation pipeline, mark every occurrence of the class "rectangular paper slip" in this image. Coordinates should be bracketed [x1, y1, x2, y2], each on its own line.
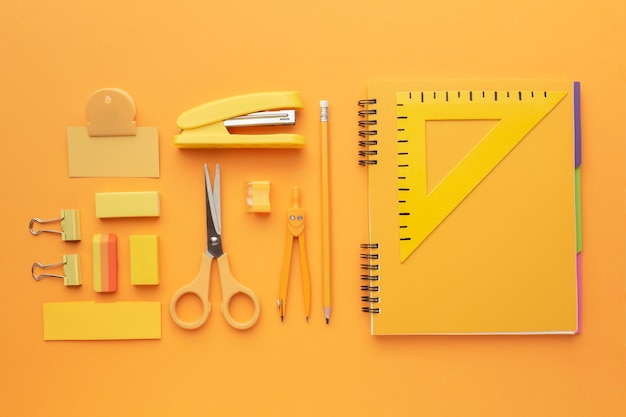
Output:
[67, 126, 160, 178]
[43, 301, 161, 340]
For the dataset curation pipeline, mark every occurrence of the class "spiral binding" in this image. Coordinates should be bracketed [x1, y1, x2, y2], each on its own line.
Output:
[358, 99, 378, 166]
[360, 243, 380, 313]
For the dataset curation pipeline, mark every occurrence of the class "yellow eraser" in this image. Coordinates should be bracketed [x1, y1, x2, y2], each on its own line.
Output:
[246, 181, 271, 212]
[95, 191, 160, 218]
[130, 235, 159, 285]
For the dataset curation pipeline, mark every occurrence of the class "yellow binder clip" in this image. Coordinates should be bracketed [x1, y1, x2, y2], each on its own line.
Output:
[173, 91, 305, 148]
[29, 210, 81, 241]
[32, 254, 82, 286]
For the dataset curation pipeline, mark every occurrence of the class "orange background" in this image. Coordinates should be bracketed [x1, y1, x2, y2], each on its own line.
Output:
[1, 1, 625, 416]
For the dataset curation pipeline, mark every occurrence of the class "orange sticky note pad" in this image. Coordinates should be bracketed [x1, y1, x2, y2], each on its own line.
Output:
[93, 233, 118, 292]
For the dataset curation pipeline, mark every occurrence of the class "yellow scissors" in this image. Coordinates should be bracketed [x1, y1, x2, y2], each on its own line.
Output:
[169, 163, 261, 330]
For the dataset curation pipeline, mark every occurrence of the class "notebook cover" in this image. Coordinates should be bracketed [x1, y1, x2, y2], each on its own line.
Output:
[360, 80, 580, 335]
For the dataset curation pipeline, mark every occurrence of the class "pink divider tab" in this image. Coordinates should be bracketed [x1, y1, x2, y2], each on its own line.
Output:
[576, 252, 582, 334]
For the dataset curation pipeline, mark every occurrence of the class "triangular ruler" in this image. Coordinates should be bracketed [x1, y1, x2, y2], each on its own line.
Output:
[396, 90, 567, 262]
[424, 119, 499, 192]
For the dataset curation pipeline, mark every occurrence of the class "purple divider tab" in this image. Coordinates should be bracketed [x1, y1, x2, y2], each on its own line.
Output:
[574, 82, 581, 168]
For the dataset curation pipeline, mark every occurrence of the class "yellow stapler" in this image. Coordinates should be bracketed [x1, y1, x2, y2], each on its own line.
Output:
[173, 91, 305, 148]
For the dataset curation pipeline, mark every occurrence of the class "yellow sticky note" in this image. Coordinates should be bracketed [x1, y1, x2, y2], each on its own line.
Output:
[43, 301, 161, 340]
[130, 235, 159, 285]
[95, 191, 160, 218]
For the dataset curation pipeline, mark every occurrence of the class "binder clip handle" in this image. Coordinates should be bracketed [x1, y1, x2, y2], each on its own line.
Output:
[29, 217, 63, 236]
[31, 255, 82, 286]
[32, 261, 65, 280]
[28, 210, 81, 241]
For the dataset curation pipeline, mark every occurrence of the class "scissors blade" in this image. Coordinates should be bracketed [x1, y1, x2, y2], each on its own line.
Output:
[214, 164, 221, 233]
[204, 164, 222, 256]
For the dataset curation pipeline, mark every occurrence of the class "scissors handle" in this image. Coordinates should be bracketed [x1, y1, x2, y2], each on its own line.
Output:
[169, 253, 212, 330]
[217, 253, 261, 330]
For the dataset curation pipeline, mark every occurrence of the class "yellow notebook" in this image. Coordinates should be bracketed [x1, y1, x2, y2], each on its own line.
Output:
[359, 80, 581, 335]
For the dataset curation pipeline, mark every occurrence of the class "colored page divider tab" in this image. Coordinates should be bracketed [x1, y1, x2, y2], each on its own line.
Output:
[93, 234, 118, 292]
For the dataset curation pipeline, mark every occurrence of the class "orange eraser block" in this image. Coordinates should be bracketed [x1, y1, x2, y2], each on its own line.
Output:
[93, 234, 118, 292]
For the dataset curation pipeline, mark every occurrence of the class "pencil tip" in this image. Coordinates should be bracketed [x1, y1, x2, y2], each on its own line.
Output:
[324, 307, 331, 324]
[280, 316, 284, 322]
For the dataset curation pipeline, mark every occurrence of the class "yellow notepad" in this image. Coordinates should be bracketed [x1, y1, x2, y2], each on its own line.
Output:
[359, 80, 581, 335]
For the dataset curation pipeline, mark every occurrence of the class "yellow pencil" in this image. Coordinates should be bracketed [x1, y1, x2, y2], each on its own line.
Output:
[320, 100, 331, 324]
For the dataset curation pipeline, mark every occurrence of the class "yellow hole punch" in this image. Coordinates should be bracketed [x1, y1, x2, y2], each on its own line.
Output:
[173, 91, 305, 148]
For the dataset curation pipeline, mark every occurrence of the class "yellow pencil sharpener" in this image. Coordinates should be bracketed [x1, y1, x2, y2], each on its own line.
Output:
[246, 181, 271, 213]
